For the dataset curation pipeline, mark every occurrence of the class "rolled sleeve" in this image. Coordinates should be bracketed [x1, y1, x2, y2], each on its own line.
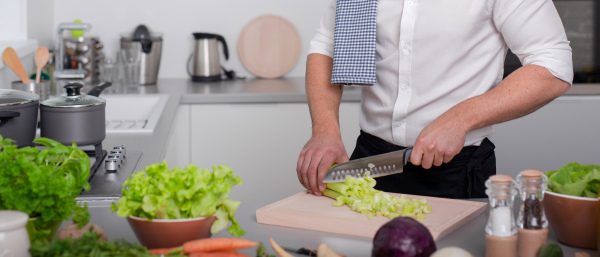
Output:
[494, 0, 574, 85]
[307, 0, 336, 58]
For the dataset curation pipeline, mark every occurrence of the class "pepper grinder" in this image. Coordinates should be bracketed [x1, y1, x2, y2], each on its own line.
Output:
[516, 169, 549, 257]
[485, 174, 518, 257]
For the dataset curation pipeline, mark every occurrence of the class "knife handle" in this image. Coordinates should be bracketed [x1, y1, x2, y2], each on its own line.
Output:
[404, 148, 412, 164]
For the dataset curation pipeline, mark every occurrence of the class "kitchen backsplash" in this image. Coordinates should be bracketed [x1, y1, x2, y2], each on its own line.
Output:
[45, 0, 330, 80]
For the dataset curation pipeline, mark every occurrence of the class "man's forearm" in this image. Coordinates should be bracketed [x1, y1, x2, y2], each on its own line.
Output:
[446, 64, 571, 135]
[305, 53, 344, 136]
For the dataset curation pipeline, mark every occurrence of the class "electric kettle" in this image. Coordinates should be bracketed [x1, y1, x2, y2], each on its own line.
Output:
[188, 33, 229, 82]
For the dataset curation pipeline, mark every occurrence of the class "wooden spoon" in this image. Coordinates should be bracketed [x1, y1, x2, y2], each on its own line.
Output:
[35, 46, 50, 83]
[2, 47, 31, 83]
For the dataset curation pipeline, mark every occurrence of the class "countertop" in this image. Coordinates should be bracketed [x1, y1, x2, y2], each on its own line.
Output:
[111, 78, 600, 104]
[72, 77, 599, 257]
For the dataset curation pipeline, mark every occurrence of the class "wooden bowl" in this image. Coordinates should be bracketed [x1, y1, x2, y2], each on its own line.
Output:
[543, 191, 598, 249]
[127, 215, 216, 248]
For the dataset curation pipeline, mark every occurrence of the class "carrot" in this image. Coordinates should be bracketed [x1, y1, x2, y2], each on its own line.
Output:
[188, 250, 251, 257]
[149, 246, 183, 255]
[268, 237, 294, 257]
[183, 238, 259, 253]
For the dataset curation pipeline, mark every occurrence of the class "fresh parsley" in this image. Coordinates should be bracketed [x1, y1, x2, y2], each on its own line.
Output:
[0, 135, 91, 242]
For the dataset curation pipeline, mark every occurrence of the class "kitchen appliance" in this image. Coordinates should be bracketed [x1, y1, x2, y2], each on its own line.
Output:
[40, 82, 111, 158]
[0, 89, 39, 147]
[188, 32, 229, 82]
[120, 25, 163, 85]
[76, 145, 143, 201]
[322, 148, 412, 183]
[256, 192, 487, 240]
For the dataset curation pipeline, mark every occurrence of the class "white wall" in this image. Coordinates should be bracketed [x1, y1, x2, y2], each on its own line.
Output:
[0, 0, 27, 41]
[49, 0, 331, 80]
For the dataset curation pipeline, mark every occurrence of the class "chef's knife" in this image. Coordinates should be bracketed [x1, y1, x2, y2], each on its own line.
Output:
[282, 246, 317, 256]
[322, 148, 412, 183]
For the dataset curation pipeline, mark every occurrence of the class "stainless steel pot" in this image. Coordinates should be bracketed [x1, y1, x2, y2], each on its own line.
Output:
[40, 82, 111, 146]
[0, 89, 39, 147]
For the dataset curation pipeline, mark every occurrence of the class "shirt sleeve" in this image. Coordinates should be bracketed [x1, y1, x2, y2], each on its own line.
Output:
[307, 0, 337, 58]
[492, 0, 574, 85]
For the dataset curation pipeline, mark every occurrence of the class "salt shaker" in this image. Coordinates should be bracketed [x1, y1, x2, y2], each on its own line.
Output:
[0, 210, 31, 257]
[485, 174, 518, 257]
[516, 169, 549, 257]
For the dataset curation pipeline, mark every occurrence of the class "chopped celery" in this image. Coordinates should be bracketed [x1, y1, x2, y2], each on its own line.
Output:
[323, 173, 433, 220]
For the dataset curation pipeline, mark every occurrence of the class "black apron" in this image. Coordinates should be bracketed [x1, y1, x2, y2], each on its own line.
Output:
[350, 130, 496, 199]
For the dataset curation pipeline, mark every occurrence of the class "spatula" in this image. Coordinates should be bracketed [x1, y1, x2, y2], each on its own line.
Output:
[2, 47, 31, 84]
[34, 46, 50, 83]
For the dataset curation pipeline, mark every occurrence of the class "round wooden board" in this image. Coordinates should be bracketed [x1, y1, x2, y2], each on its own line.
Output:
[238, 15, 301, 79]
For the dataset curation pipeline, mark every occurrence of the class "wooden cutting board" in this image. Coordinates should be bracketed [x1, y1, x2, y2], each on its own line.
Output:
[237, 15, 301, 79]
[256, 192, 487, 240]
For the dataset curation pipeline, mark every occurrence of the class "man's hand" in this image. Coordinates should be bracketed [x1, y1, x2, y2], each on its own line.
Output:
[410, 117, 466, 169]
[297, 133, 349, 195]
[410, 65, 570, 169]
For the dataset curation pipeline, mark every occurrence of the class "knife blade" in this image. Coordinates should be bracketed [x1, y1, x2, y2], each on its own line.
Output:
[282, 246, 317, 256]
[322, 148, 412, 183]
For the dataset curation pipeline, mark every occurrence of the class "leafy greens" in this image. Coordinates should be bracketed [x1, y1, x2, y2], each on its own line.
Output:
[30, 229, 185, 257]
[546, 162, 600, 198]
[0, 135, 91, 242]
[111, 162, 245, 237]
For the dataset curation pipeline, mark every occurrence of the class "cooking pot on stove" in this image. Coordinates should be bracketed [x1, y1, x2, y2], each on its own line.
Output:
[0, 89, 39, 147]
[40, 82, 111, 146]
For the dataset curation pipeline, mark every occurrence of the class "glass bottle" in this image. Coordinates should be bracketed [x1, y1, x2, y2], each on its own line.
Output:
[485, 174, 518, 257]
[516, 169, 549, 257]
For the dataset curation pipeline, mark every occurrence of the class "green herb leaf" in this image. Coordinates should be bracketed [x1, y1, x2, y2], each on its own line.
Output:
[0, 135, 91, 243]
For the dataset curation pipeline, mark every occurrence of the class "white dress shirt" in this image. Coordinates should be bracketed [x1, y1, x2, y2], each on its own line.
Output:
[308, 0, 573, 147]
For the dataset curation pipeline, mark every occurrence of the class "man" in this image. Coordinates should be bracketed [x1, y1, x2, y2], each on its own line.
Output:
[296, 0, 573, 198]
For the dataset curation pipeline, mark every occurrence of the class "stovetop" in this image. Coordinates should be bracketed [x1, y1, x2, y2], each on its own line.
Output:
[75, 146, 143, 202]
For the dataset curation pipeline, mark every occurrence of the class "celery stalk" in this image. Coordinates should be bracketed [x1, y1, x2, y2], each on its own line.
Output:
[322, 174, 433, 220]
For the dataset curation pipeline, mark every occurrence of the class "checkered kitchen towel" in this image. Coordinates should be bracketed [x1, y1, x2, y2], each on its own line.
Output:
[331, 0, 378, 86]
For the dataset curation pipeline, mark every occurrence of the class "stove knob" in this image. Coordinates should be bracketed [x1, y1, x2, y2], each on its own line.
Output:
[110, 150, 125, 161]
[105, 158, 119, 171]
[113, 145, 126, 157]
[107, 155, 123, 163]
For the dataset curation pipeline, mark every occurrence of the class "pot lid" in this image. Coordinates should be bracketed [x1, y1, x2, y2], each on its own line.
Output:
[0, 89, 39, 106]
[41, 83, 105, 108]
[0, 210, 29, 231]
[120, 24, 162, 41]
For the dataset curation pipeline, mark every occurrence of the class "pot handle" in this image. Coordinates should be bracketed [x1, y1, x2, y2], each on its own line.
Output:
[216, 35, 229, 60]
[87, 82, 113, 97]
[0, 111, 20, 128]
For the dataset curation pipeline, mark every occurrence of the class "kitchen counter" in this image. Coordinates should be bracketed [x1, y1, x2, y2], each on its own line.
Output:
[84, 197, 596, 257]
[118, 78, 600, 103]
[73, 78, 597, 257]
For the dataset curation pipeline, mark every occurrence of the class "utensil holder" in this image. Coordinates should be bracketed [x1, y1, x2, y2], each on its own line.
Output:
[11, 80, 51, 101]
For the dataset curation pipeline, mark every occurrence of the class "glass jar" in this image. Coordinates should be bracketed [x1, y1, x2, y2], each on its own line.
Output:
[485, 174, 518, 237]
[516, 169, 548, 230]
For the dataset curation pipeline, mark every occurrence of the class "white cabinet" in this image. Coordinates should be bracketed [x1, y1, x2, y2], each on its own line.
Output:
[165, 95, 600, 202]
[165, 102, 360, 204]
[493, 96, 600, 178]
